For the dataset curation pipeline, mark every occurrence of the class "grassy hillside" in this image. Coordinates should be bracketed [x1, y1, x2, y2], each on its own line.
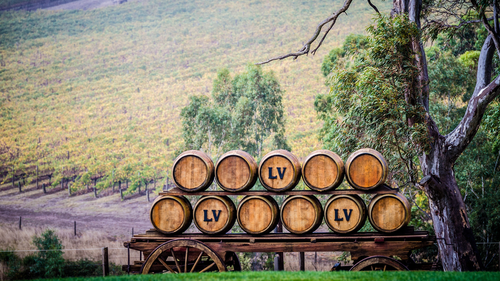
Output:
[0, 0, 391, 192]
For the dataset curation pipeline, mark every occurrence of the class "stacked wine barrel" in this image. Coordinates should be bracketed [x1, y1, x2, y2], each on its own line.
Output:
[150, 148, 411, 236]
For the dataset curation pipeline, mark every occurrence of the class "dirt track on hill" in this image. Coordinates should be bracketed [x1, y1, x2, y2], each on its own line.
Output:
[44, 0, 134, 10]
[0, 182, 154, 237]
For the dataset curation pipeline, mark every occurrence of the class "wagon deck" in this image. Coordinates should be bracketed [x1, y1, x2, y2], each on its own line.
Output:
[124, 226, 435, 273]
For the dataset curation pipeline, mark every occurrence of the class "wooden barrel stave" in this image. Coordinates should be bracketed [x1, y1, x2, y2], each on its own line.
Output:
[345, 148, 388, 190]
[281, 195, 323, 234]
[368, 193, 411, 233]
[258, 150, 302, 192]
[215, 150, 258, 192]
[303, 150, 345, 192]
[150, 195, 192, 235]
[172, 150, 215, 192]
[237, 195, 279, 235]
[324, 194, 367, 234]
[193, 195, 236, 235]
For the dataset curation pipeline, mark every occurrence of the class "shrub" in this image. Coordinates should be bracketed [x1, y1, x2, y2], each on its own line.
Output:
[30, 229, 64, 278]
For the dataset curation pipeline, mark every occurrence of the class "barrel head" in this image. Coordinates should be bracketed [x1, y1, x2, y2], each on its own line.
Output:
[237, 196, 278, 234]
[172, 150, 214, 192]
[150, 196, 192, 235]
[369, 193, 411, 233]
[303, 150, 344, 191]
[216, 150, 257, 192]
[259, 150, 301, 192]
[281, 195, 322, 234]
[346, 148, 388, 190]
[325, 195, 366, 234]
[194, 196, 236, 235]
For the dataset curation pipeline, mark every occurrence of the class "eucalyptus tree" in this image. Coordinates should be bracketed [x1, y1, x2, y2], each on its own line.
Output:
[181, 65, 289, 159]
[259, 0, 500, 271]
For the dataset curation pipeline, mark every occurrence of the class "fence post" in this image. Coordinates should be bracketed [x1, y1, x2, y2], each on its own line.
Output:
[18, 181, 21, 193]
[274, 221, 284, 271]
[74, 221, 77, 236]
[43, 183, 46, 194]
[147, 188, 150, 202]
[102, 247, 109, 277]
[127, 243, 130, 274]
[19, 216, 22, 230]
[299, 252, 305, 271]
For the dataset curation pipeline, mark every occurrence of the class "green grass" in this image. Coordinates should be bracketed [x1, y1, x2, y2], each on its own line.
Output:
[33, 271, 500, 281]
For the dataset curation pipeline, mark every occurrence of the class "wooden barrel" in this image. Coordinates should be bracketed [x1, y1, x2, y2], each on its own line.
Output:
[368, 193, 411, 233]
[302, 150, 344, 192]
[172, 150, 215, 192]
[193, 195, 236, 235]
[150, 195, 192, 235]
[237, 195, 279, 235]
[281, 195, 323, 234]
[324, 194, 367, 234]
[345, 148, 388, 190]
[215, 150, 258, 192]
[258, 150, 301, 192]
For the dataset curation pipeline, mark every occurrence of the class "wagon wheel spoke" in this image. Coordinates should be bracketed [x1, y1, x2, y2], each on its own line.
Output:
[184, 247, 189, 273]
[170, 249, 182, 273]
[191, 252, 204, 273]
[199, 262, 216, 273]
[140, 239, 227, 274]
[158, 256, 176, 273]
[350, 255, 409, 271]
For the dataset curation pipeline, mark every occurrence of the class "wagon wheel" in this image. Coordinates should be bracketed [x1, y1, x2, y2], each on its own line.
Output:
[350, 255, 409, 271]
[224, 251, 241, 271]
[140, 239, 226, 274]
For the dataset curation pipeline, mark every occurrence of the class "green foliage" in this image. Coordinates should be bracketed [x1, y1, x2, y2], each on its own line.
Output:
[316, 15, 427, 187]
[31, 229, 64, 278]
[181, 65, 290, 158]
[237, 252, 274, 271]
[427, 50, 476, 134]
[321, 34, 369, 77]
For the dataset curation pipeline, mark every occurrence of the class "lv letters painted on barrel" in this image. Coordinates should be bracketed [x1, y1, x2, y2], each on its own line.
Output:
[258, 150, 302, 192]
[193, 195, 236, 235]
[324, 194, 367, 234]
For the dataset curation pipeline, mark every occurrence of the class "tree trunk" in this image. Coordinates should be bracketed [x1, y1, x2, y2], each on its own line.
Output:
[420, 141, 483, 271]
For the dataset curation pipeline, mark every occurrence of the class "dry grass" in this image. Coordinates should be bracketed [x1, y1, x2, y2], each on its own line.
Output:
[0, 224, 139, 273]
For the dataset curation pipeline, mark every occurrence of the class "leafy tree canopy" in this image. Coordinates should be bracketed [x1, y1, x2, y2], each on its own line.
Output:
[181, 65, 290, 159]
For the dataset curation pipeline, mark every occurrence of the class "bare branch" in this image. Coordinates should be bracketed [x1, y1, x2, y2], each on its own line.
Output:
[471, 0, 500, 57]
[367, 0, 381, 15]
[445, 35, 500, 161]
[422, 19, 481, 31]
[257, 0, 354, 65]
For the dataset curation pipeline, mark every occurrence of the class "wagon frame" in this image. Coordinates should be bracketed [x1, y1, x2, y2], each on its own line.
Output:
[123, 185, 437, 273]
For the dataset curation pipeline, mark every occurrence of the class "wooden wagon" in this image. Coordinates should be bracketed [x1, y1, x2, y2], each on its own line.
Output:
[123, 185, 437, 273]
